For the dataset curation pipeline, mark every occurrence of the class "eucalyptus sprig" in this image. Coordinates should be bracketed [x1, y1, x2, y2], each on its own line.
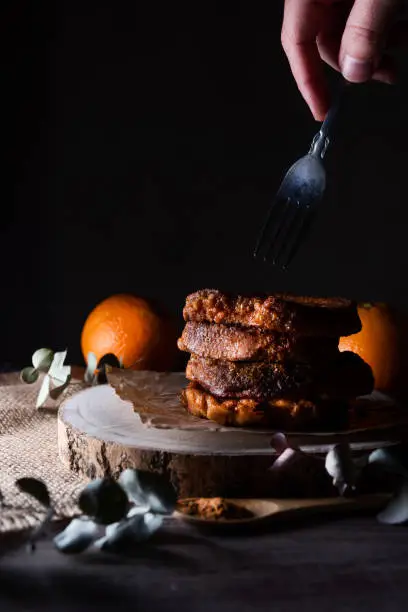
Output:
[20, 349, 71, 408]
[20, 348, 124, 408]
[324, 442, 408, 524]
[367, 445, 408, 524]
[269, 435, 408, 524]
[325, 443, 368, 497]
[4, 470, 177, 555]
[88, 353, 124, 385]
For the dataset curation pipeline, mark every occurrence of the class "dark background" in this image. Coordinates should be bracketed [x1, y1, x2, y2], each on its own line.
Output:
[2, 0, 408, 368]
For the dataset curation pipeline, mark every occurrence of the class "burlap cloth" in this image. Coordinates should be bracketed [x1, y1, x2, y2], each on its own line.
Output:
[0, 372, 89, 534]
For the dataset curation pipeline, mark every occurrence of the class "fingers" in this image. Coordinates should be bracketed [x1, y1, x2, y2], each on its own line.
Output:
[281, 0, 329, 120]
[319, 19, 408, 71]
[340, 0, 400, 82]
[319, 17, 408, 85]
[317, 26, 344, 72]
[281, 0, 405, 121]
[317, 1, 353, 72]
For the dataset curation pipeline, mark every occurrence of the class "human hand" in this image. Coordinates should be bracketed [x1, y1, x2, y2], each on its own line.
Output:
[281, 0, 407, 120]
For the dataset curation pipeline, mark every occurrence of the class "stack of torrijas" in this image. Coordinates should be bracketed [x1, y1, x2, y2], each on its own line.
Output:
[178, 289, 374, 430]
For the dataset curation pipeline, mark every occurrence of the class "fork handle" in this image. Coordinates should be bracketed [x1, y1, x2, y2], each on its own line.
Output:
[309, 80, 350, 159]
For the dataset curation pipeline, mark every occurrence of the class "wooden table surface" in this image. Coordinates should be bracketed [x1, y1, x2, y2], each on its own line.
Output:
[1, 515, 408, 612]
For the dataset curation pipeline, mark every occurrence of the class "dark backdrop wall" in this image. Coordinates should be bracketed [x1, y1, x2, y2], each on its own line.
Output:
[2, 0, 408, 368]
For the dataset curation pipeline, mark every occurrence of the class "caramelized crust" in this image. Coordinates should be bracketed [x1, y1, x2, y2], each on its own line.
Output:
[178, 321, 339, 363]
[182, 382, 349, 430]
[183, 289, 361, 337]
[186, 351, 374, 400]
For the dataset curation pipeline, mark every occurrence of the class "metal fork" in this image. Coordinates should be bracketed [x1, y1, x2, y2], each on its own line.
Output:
[254, 83, 347, 270]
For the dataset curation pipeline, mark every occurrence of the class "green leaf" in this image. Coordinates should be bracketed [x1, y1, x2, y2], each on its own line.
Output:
[48, 350, 71, 384]
[96, 354, 122, 384]
[32, 348, 54, 372]
[78, 478, 129, 525]
[118, 469, 177, 515]
[377, 482, 408, 525]
[20, 367, 39, 384]
[325, 443, 362, 496]
[36, 375, 51, 408]
[49, 377, 71, 400]
[270, 432, 290, 455]
[54, 518, 100, 554]
[84, 352, 98, 385]
[97, 353, 122, 369]
[368, 446, 408, 479]
[16, 477, 51, 507]
[95, 509, 163, 553]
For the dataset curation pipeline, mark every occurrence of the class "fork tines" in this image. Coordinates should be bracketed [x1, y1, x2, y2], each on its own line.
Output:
[253, 197, 310, 270]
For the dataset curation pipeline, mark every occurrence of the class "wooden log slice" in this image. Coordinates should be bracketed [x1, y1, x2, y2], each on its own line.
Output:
[58, 385, 406, 498]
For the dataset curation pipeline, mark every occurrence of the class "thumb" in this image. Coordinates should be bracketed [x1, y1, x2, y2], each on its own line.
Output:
[340, 0, 398, 82]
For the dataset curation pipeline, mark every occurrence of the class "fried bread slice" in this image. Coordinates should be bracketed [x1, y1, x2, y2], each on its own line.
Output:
[178, 321, 339, 363]
[182, 382, 349, 430]
[183, 289, 361, 337]
[185, 351, 374, 400]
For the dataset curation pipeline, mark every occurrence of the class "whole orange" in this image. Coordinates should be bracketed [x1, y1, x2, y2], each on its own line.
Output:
[339, 303, 404, 394]
[81, 294, 178, 371]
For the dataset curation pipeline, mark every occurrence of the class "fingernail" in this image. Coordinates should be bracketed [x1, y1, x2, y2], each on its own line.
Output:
[341, 55, 373, 82]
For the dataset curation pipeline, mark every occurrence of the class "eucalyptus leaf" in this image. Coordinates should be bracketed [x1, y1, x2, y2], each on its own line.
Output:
[270, 432, 290, 455]
[377, 482, 408, 525]
[269, 446, 325, 481]
[32, 348, 54, 372]
[144, 511, 163, 533]
[96, 354, 122, 384]
[325, 443, 360, 496]
[36, 375, 51, 408]
[78, 478, 129, 525]
[84, 352, 98, 385]
[95, 511, 163, 553]
[52, 373, 72, 390]
[118, 469, 177, 514]
[16, 477, 51, 507]
[127, 505, 150, 517]
[368, 446, 408, 479]
[49, 378, 71, 400]
[48, 350, 71, 384]
[269, 448, 298, 471]
[54, 518, 100, 554]
[20, 367, 39, 384]
[97, 353, 122, 369]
